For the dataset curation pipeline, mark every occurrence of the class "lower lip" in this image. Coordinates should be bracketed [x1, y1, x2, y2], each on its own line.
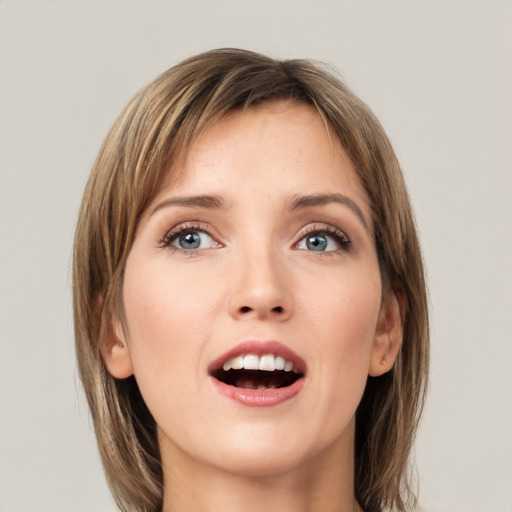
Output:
[210, 377, 305, 407]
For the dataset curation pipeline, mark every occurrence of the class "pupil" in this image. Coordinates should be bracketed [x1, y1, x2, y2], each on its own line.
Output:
[180, 232, 201, 249]
[307, 234, 327, 251]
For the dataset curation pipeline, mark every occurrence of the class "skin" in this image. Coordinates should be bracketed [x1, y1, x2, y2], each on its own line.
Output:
[103, 101, 402, 512]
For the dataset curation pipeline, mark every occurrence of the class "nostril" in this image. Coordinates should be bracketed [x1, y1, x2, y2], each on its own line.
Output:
[239, 305, 284, 315]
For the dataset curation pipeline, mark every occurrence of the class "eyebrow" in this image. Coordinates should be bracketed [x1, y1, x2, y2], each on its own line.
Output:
[150, 194, 225, 216]
[287, 193, 369, 230]
[150, 192, 369, 230]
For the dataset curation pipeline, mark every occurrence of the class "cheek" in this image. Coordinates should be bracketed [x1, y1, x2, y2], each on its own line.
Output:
[303, 267, 381, 344]
[303, 269, 382, 389]
[124, 254, 217, 336]
[121, 254, 220, 392]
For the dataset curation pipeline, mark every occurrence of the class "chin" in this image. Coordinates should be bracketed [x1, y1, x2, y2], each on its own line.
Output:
[196, 421, 334, 479]
[212, 446, 308, 479]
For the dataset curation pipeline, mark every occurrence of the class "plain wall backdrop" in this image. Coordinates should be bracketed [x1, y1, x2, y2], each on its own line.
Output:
[1, 1, 511, 511]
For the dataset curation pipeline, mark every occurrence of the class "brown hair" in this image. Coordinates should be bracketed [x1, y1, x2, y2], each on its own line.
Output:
[73, 48, 429, 512]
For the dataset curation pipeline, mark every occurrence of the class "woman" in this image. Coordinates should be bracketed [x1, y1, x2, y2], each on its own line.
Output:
[73, 48, 429, 512]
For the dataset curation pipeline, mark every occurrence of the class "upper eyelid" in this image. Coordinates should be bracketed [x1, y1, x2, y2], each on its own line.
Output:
[294, 223, 349, 241]
[159, 222, 220, 247]
[293, 223, 352, 253]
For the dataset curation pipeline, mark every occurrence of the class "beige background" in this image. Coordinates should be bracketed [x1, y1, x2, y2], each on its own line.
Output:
[1, 1, 511, 511]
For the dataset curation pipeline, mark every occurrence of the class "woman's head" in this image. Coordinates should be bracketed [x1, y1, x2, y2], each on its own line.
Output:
[73, 48, 428, 512]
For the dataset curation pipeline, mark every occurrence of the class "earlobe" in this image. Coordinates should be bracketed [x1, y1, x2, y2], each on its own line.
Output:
[369, 289, 404, 377]
[101, 330, 135, 379]
[96, 298, 134, 379]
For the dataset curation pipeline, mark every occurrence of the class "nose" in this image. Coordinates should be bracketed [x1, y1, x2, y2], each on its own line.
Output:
[228, 247, 293, 322]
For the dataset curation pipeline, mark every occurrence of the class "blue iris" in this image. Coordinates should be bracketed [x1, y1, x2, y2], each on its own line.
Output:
[178, 232, 201, 249]
[306, 234, 328, 251]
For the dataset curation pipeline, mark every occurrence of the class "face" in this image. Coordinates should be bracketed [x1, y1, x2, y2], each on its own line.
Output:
[109, 102, 396, 479]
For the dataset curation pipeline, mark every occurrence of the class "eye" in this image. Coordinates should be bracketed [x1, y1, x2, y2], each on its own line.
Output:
[161, 224, 221, 251]
[295, 226, 351, 253]
[174, 230, 215, 250]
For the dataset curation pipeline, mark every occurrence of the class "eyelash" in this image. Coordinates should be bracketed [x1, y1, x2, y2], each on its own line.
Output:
[294, 224, 352, 253]
[159, 222, 218, 251]
[159, 222, 352, 254]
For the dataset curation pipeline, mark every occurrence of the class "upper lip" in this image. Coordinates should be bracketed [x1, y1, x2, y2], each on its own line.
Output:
[208, 340, 307, 376]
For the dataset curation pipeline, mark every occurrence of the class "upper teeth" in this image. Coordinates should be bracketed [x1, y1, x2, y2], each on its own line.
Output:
[222, 354, 295, 373]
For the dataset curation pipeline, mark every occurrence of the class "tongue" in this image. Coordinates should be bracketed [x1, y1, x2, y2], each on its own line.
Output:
[235, 376, 278, 389]
[233, 371, 295, 389]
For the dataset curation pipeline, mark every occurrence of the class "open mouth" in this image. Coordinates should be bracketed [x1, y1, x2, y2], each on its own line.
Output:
[210, 354, 304, 390]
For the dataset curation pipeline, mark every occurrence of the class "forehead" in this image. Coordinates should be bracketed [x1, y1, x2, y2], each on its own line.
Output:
[154, 101, 371, 216]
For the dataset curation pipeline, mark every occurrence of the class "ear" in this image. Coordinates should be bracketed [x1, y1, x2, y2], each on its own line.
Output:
[369, 287, 405, 377]
[96, 297, 134, 379]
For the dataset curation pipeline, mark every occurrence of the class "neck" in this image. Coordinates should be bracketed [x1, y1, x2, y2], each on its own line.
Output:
[160, 420, 363, 512]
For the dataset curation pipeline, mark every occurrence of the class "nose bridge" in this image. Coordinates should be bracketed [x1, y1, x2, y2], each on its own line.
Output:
[228, 233, 292, 321]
